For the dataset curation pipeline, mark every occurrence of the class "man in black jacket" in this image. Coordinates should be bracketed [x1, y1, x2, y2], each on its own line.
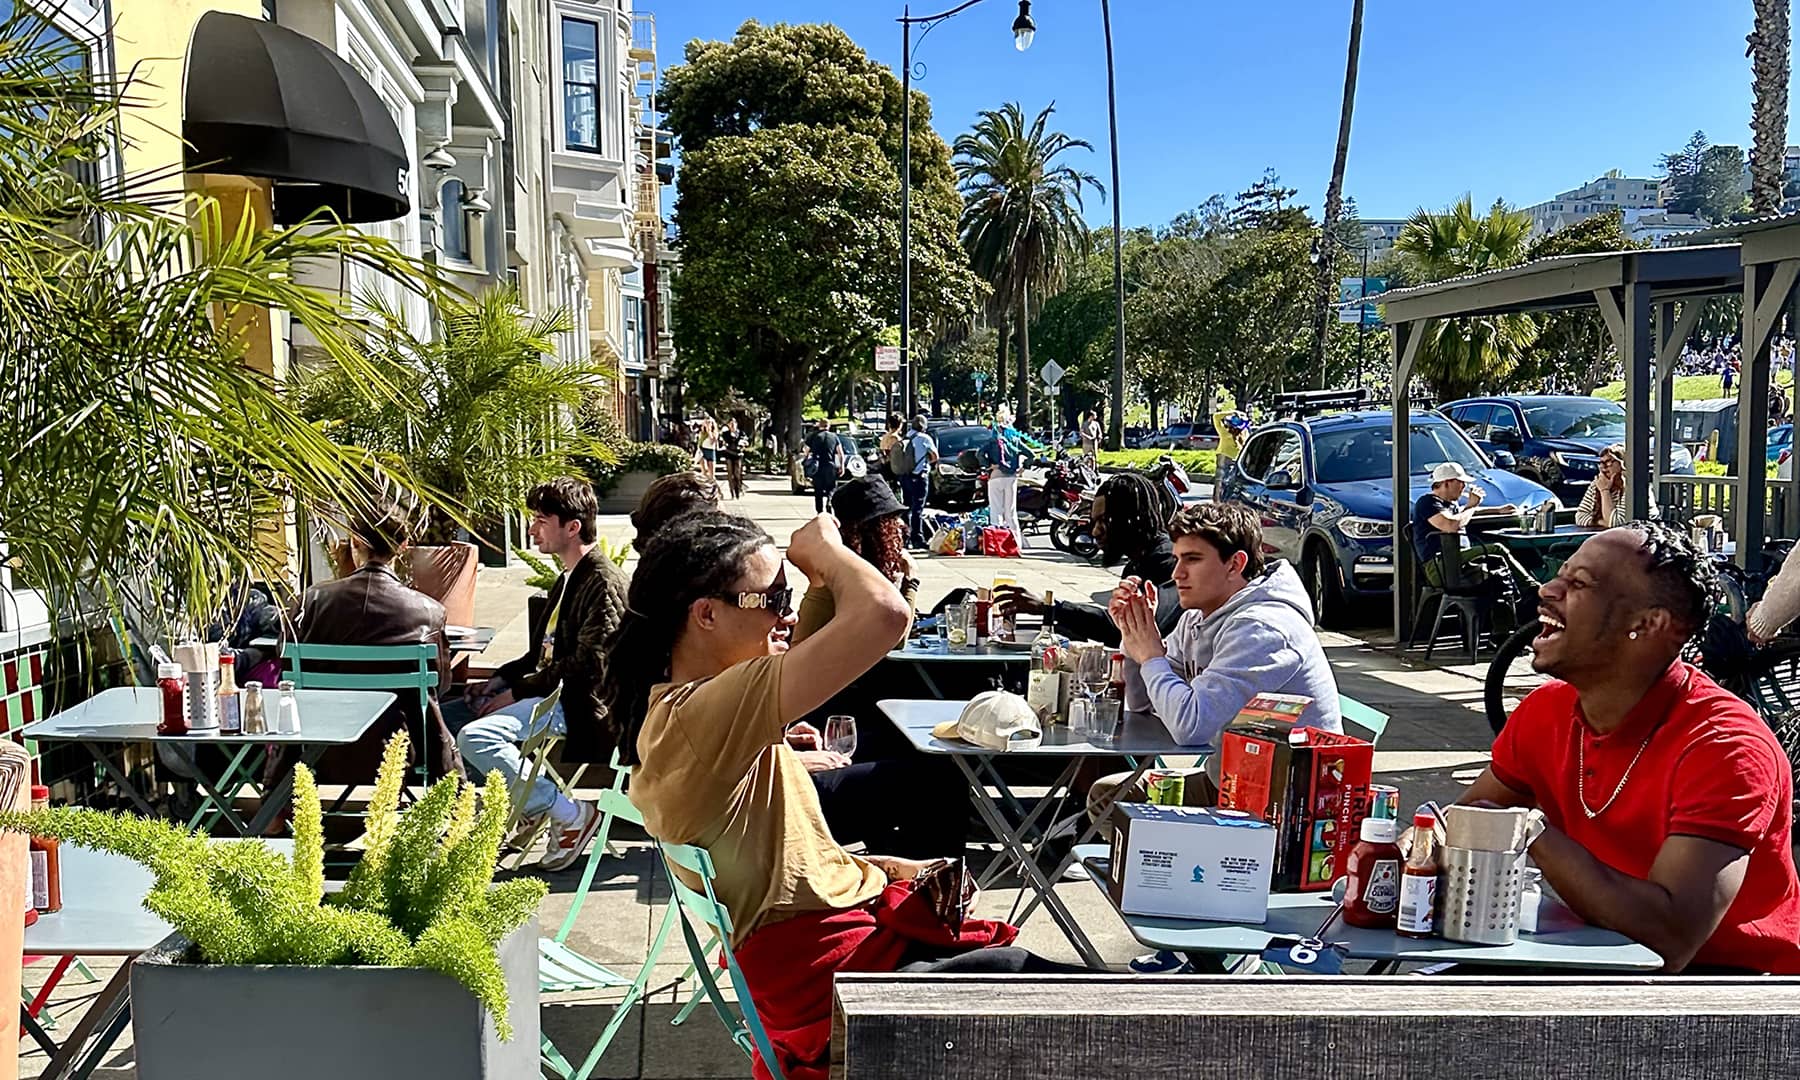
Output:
[458, 478, 627, 870]
[996, 471, 1183, 642]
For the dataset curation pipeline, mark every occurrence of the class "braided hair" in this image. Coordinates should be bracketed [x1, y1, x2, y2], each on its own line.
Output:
[1097, 471, 1176, 564]
[601, 511, 773, 765]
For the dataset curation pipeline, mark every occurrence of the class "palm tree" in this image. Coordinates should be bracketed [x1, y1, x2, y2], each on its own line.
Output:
[954, 102, 1101, 427]
[1392, 196, 1539, 399]
[0, 7, 456, 644]
[1310, 0, 1366, 387]
[1748, 0, 1790, 216]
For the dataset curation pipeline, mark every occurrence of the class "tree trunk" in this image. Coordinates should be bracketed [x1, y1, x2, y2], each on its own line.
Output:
[775, 365, 808, 453]
[1749, 0, 1791, 216]
[1310, 0, 1365, 388]
[994, 314, 1010, 408]
[1016, 280, 1032, 428]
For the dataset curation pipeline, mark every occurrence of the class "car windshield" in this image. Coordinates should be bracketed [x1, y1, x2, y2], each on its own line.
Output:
[1312, 422, 1489, 484]
[934, 426, 991, 457]
[1520, 399, 1626, 439]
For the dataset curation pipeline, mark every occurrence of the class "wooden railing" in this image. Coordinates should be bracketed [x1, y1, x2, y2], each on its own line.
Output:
[1657, 474, 1790, 539]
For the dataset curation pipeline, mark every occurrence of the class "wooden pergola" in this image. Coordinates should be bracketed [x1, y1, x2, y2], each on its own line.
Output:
[1378, 234, 1800, 638]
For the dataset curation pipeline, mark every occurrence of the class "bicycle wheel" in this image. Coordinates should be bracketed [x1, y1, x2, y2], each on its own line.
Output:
[1484, 622, 1540, 737]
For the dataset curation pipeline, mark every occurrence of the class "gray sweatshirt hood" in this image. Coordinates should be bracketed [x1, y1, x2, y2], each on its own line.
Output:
[1207, 560, 1315, 628]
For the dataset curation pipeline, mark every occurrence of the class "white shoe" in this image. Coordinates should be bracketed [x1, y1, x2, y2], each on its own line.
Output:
[539, 801, 602, 872]
[502, 811, 547, 853]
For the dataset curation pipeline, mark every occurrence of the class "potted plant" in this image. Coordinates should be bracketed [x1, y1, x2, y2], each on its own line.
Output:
[585, 442, 700, 514]
[294, 288, 614, 623]
[2, 733, 545, 1080]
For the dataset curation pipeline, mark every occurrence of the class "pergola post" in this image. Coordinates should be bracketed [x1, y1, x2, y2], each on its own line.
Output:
[1737, 260, 1796, 562]
[1655, 300, 1703, 508]
[1619, 282, 1654, 520]
[1390, 320, 1422, 642]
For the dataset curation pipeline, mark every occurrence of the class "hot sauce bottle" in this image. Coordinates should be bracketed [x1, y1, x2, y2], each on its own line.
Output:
[1343, 816, 1402, 930]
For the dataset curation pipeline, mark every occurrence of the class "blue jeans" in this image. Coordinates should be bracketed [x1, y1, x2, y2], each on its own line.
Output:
[901, 473, 929, 546]
[454, 695, 565, 817]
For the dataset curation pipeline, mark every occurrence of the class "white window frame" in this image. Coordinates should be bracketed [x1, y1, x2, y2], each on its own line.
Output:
[557, 13, 603, 154]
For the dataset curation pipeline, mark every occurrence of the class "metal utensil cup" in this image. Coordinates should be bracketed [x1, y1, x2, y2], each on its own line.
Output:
[1439, 845, 1525, 945]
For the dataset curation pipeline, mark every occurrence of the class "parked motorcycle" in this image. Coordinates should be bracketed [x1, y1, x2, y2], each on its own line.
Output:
[1020, 456, 1096, 534]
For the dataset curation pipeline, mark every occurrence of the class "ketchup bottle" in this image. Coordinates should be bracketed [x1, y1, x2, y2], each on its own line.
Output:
[156, 662, 189, 736]
[1343, 816, 1403, 930]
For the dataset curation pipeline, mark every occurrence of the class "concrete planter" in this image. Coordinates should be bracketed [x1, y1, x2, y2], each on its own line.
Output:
[130, 919, 538, 1080]
[597, 469, 660, 514]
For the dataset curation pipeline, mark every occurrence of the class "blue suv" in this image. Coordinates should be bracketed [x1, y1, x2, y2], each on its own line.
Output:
[1442, 396, 1694, 504]
[1217, 408, 1556, 627]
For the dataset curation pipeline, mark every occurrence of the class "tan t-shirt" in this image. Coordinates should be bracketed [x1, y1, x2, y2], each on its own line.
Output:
[631, 653, 887, 944]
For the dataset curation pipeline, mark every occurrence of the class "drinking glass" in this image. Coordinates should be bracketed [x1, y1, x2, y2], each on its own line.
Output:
[945, 603, 970, 652]
[825, 715, 858, 758]
[1073, 646, 1110, 735]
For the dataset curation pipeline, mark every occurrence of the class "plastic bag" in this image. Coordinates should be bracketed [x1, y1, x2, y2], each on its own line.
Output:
[980, 527, 1021, 558]
[930, 525, 963, 555]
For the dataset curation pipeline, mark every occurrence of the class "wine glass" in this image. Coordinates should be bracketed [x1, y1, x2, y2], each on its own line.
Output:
[1074, 647, 1111, 736]
[825, 715, 858, 758]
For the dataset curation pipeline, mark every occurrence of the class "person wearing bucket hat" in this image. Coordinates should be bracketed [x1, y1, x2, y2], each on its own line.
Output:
[790, 477, 919, 645]
[1412, 461, 1537, 610]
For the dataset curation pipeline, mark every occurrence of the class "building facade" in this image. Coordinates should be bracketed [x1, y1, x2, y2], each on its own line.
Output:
[1525, 172, 1662, 236]
[1359, 218, 1405, 254]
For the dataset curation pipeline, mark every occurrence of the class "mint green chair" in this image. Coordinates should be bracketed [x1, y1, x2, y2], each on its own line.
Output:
[1339, 695, 1391, 746]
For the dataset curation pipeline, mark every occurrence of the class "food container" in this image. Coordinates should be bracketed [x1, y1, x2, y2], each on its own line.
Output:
[1439, 845, 1524, 945]
[1443, 804, 1541, 852]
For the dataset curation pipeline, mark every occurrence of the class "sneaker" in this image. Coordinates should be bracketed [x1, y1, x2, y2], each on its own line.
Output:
[1127, 950, 1185, 974]
[502, 811, 547, 853]
[538, 801, 602, 872]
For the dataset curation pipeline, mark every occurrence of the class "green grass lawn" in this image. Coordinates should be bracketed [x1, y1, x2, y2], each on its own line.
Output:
[1095, 448, 1217, 479]
[1593, 369, 1793, 402]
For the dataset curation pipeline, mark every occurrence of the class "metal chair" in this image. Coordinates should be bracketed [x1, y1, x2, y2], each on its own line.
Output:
[659, 841, 789, 1080]
[1401, 524, 1486, 662]
[499, 688, 597, 870]
[281, 641, 440, 820]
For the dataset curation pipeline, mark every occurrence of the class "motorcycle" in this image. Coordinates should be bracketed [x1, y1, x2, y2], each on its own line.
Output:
[1147, 454, 1199, 506]
[1020, 456, 1096, 534]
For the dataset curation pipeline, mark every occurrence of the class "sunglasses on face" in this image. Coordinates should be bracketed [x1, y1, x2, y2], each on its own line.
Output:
[716, 573, 793, 617]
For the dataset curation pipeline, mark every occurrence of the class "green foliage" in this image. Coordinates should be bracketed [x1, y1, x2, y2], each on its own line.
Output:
[5, 732, 547, 1042]
[512, 547, 562, 591]
[293, 286, 610, 543]
[1095, 449, 1219, 478]
[665, 21, 977, 447]
[0, 8, 463, 642]
[595, 537, 632, 568]
[580, 442, 695, 498]
[1392, 195, 1539, 399]
[1660, 131, 1750, 223]
[1516, 212, 1644, 392]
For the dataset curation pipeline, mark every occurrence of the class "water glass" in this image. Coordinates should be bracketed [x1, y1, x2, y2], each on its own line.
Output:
[825, 714, 858, 758]
[945, 603, 971, 652]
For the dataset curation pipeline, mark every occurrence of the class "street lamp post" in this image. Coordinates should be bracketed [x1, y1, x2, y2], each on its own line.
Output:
[1311, 230, 1372, 389]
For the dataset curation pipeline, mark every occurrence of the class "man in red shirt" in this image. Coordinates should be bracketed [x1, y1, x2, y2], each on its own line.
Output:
[1465, 522, 1800, 973]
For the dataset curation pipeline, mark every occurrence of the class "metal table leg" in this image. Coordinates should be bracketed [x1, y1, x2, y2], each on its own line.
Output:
[243, 743, 329, 836]
[952, 755, 1107, 969]
[973, 759, 1079, 889]
[908, 660, 944, 700]
[39, 961, 131, 1080]
[1011, 755, 1155, 929]
[21, 1003, 58, 1057]
[79, 744, 156, 817]
[186, 742, 262, 832]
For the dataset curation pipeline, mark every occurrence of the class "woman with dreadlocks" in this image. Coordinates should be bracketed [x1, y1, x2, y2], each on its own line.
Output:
[996, 470, 1184, 644]
[607, 511, 1070, 1080]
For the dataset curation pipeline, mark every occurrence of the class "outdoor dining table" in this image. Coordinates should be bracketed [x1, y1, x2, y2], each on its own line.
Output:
[1485, 525, 1602, 581]
[883, 637, 1032, 699]
[877, 697, 1210, 969]
[21, 840, 292, 1080]
[21, 687, 394, 838]
[1073, 844, 1661, 974]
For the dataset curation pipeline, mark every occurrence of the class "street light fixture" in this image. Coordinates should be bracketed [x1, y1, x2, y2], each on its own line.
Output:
[1011, 1, 1036, 50]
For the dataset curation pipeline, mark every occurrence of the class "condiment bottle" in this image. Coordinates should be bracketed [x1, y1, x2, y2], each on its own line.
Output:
[973, 588, 992, 645]
[1026, 593, 1061, 724]
[1396, 810, 1439, 938]
[1106, 652, 1126, 704]
[156, 662, 188, 735]
[241, 681, 268, 736]
[217, 654, 242, 735]
[275, 680, 301, 735]
[28, 785, 60, 914]
[1519, 867, 1543, 934]
[991, 574, 1017, 639]
[1343, 816, 1402, 930]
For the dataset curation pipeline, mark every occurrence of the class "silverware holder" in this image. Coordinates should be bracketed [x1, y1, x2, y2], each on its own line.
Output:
[1440, 845, 1523, 945]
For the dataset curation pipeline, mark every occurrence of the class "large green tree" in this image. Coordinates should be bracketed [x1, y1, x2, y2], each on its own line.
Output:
[1514, 212, 1644, 393]
[1661, 131, 1749, 222]
[1392, 195, 1539, 399]
[662, 21, 977, 447]
[955, 101, 1101, 430]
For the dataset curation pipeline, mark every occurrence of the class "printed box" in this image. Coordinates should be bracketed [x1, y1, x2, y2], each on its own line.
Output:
[1107, 804, 1275, 923]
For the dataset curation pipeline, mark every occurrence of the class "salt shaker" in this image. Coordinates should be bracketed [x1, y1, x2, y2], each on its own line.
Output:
[275, 680, 301, 736]
[241, 681, 269, 736]
[1519, 866, 1542, 933]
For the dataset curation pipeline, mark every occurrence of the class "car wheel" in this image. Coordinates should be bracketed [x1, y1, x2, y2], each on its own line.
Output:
[1306, 544, 1348, 630]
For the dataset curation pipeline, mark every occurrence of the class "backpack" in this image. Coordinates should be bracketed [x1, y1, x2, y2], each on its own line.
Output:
[887, 435, 916, 476]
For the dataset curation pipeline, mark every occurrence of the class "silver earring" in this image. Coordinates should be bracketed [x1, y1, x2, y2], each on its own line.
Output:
[1628, 631, 1638, 640]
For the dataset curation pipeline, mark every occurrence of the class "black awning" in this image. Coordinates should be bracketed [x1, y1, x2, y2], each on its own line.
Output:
[183, 11, 410, 225]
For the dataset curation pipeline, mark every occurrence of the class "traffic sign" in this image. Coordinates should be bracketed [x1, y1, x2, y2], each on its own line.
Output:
[875, 345, 901, 372]
[974, 371, 985, 392]
[1039, 358, 1064, 388]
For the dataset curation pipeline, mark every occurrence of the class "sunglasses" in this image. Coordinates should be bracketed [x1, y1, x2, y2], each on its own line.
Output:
[715, 573, 793, 617]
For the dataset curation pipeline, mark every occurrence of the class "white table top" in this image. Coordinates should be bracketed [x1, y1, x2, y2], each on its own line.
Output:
[25, 840, 293, 956]
[21, 686, 394, 745]
[878, 698, 1212, 758]
[886, 639, 1036, 663]
[1074, 845, 1661, 971]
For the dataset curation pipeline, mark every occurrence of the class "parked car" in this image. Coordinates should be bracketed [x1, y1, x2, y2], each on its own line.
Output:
[1441, 395, 1694, 505]
[1216, 409, 1556, 627]
[1141, 422, 1218, 450]
[789, 431, 863, 494]
[1123, 425, 1150, 449]
[1768, 422, 1792, 468]
[926, 424, 997, 508]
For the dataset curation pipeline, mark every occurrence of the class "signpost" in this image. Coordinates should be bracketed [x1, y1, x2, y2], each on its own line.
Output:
[1039, 360, 1065, 443]
[875, 345, 901, 371]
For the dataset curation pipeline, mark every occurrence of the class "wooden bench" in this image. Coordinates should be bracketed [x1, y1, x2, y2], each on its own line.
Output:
[832, 974, 1800, 1078]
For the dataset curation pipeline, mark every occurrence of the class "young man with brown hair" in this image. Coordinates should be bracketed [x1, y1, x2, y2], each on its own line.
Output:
[458, 477, 627, 870]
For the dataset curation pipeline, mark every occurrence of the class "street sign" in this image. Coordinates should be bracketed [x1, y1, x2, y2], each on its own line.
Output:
[875, 345, 901, 372]
[1039, 358, 1065, 388]
[974, 371, 985, 392]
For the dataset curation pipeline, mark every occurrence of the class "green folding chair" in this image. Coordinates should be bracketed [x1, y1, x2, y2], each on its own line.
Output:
[282, 641, 439, 819]
[538, 750, 681, 1080]
[1339, 695, 1391, 747]
[501, 688, 601, 870]
[659, 841, 789, 1080]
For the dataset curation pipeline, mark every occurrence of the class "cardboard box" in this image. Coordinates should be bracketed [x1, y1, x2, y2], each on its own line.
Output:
[1217, 724, 1374, 892]
[1107, 804, 1275, 923]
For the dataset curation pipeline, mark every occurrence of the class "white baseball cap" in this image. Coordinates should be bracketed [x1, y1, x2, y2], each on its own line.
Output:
[1431, 462, 1473, 485]
[932, 690, 1042, 752]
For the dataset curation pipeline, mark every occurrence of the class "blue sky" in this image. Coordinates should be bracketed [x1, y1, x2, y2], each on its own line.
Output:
[652, 0, 1796, 228]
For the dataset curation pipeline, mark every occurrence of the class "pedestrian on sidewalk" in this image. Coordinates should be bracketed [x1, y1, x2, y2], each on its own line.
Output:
[804, 418, 844, 514]
[897, 415, 937, 549]
[982, 405, 1027, 549]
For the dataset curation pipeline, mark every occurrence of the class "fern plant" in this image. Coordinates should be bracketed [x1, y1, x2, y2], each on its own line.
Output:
[514, 540, 629, 591]
[0, 732, 544, 1040]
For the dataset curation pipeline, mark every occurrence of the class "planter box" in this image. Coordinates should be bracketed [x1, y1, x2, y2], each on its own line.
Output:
[597, 469, 661, 514]
[130, 919, 538, 1080]
[410, 541, 480, 627]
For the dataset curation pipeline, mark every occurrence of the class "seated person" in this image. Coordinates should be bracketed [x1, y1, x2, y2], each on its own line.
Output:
[287, 505, 457, 785]
[615, 512, 1072, 1080]
[630, 470, 719, 554]
[1575, 443, 1656, 528]
[1466, 523, 1800, 974]
[1098, 502, 1342, 813]
[456, 478, 627, 872]
[1412, 461, 1537, 607]
[996, 471, 1182, 645]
